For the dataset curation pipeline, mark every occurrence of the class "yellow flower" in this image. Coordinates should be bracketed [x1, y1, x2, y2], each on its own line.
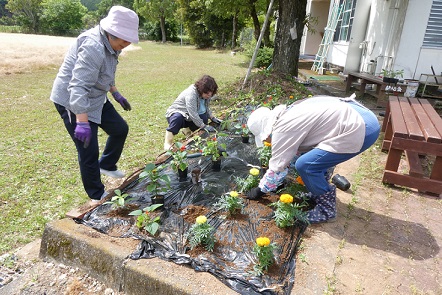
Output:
[289, 95, 293, 99]
[263, 141, 272, 147]
[296, 175, 304, 186]
[196, 215, 207, 224]
[280, 194, 293, 203]
[308, 94, 312, 97]
[256, 237, 271, 247]
[229, 191, 239, 197]
[250, 168, 260, 176]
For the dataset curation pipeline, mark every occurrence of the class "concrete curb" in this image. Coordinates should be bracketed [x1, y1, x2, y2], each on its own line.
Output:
[39, 218, 236, 295]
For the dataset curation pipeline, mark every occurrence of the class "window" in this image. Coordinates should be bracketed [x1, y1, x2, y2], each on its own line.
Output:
[423, 0, 442, 48]
[333, 0, 357, 42]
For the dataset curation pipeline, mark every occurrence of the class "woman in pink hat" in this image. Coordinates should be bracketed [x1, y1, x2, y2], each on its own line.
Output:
[50, 6, 139, 203]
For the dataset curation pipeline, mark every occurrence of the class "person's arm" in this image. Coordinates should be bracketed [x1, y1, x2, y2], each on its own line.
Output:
[76, 113, 89, 122]
[110, 86, 131, 111]
[185, 90, 205, 128]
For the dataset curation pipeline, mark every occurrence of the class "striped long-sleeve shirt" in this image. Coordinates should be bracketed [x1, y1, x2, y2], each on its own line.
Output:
[50, 26, 120, 124]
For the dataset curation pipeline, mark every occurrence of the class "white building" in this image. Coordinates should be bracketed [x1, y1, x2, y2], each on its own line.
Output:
[301, 0, 442, 81]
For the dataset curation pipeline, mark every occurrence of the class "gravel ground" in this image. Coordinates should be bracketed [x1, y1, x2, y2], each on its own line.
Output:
[0, 240, 123, 295]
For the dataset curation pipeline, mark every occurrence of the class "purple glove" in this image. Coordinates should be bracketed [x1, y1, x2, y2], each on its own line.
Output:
[112, 91, 131, 111]
[74, 122, 91, 148]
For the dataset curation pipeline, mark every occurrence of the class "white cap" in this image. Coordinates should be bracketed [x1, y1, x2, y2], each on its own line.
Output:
[247, 105, 286, 147]
[100, 6, 139, 43]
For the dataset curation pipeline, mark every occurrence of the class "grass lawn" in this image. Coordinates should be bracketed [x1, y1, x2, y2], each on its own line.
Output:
[0, 40, 250, 254]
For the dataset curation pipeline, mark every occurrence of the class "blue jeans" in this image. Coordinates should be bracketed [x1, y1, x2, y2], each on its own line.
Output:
[54, 100, 128, 200]
[294, 102, 380, 195]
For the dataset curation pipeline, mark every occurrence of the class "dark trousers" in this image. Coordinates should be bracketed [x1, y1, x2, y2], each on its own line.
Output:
[54, 100, 129, 200]
[166, 112, 208, 135]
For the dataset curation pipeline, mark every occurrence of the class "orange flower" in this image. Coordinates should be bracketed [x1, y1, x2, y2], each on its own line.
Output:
[263, 142, 272, 147]
[296, 176, 304, 186]
[212, 137, 217, 141]
[289, 95, 293, 99]
[180, 145, 186, 151]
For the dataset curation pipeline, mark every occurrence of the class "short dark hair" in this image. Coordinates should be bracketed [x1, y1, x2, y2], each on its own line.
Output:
[195, 75, 218, 96]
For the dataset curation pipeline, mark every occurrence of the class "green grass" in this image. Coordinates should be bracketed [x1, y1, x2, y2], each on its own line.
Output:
[0, 41, 249, 254]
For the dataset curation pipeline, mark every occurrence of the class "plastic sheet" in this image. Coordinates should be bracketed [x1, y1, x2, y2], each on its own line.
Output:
[81, 132, 307, 295]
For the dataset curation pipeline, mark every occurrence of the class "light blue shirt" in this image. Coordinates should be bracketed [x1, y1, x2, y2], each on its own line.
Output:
[198, 98, 206, 114]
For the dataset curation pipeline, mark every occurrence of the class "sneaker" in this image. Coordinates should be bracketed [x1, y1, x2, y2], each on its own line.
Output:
[89, 191, 108, 204]
[100, 168, 125, 178]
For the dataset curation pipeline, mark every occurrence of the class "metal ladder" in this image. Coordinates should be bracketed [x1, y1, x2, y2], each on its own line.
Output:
[311, 0, 345, 74]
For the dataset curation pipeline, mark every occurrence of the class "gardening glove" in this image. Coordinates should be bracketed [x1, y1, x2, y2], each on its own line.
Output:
[211, 117, 222, 125]
[203, 125, 216, 133]
[74, 122, 91, 148]
[246, 187, 265, 200]
[112, 91, 131, 111]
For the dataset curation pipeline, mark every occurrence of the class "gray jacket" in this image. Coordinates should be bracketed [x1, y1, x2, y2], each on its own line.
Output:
[165, 84, 213, 128]
[50, 26, 119, 124]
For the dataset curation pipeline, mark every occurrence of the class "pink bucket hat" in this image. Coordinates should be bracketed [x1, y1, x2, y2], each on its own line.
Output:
[100, 6, 139, 44]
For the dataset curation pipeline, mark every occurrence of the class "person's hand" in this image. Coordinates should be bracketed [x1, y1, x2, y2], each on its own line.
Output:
[203, 125, 216, 133]
[74, 122, 91, 148]
[112, 91, 131, 111]
[211, 117, 222, 125]
[246, 187, 265, 200]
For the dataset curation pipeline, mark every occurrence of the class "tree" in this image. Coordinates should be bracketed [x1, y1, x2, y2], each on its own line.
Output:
[6, 0, 42, 33]
[272, 0, 307, 76]
[205, 0, 247, 48]
[247, 0, 273, 47]
[40, 0, 87, 35]
[134, 0, 177, 43]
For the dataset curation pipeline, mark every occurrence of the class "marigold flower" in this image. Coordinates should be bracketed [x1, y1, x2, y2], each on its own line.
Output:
[180, 145, 186, 151]
[296, 175, 304, 186]
[212, 137, 217, 141]
[280, 194, 293, 204]
[263, 142, 272, 147]
[229, 191, 239, 197]
[250, 168, 260, 176]
[256, 237, 271, 247]
[289, 95, 293, 99]
[196, 215, 207, 224]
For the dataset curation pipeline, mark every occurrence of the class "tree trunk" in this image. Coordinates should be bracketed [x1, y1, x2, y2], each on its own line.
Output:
[262, 0, 273, 47]
[272, 0, 307, 76]
[232, 12, 238, 49]
[249, 0, 261, 42]
[160, 15, 167, 43]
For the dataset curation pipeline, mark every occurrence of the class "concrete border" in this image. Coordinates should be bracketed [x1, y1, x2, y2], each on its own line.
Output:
[39, 218, 237, 295]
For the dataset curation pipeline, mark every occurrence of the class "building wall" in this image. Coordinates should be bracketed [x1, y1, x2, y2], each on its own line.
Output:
[395, 0, 434, 80]
[301, 0, 330, 55]
[304, 0, 440, 79]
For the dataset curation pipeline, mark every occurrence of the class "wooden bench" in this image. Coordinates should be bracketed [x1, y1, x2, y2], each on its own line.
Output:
[346, 72, 387, 100]
[381, 96, 442, 195]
